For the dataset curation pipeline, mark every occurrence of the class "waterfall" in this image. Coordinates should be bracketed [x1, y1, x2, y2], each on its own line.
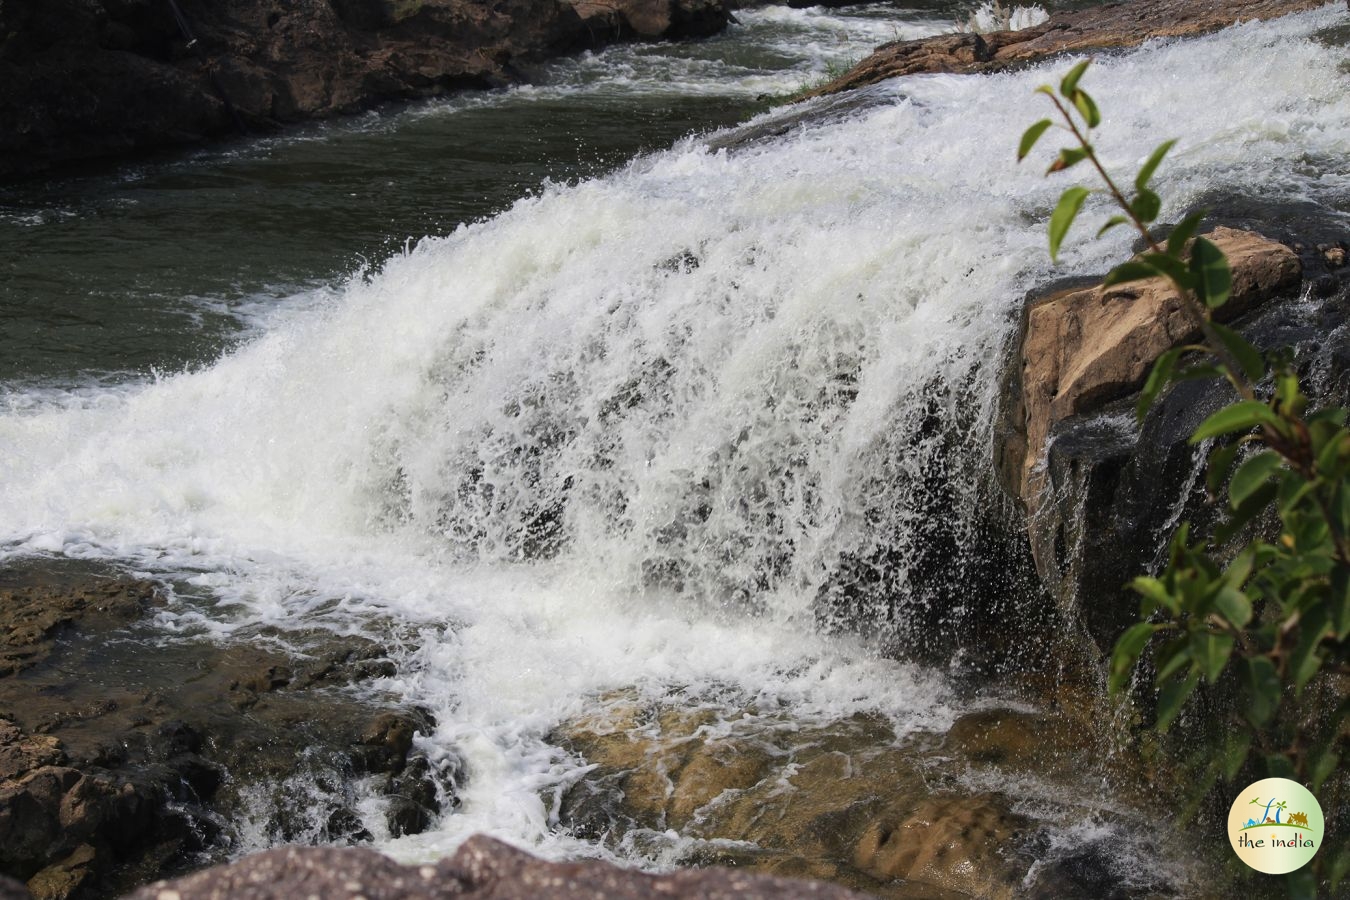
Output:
[0, 2, 1345, 863]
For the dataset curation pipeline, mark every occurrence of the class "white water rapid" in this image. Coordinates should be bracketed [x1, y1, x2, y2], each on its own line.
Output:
[1, 0, 1346, 878]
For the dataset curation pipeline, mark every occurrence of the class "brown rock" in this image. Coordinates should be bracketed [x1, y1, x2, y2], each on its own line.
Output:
[853, 794, 1031, 897]
[0, 572, 159, 677]
[0, 722, 64, 782]
[126, 835, 873, 900]
[553, 687, 1180, 898]
[1005, 227, 1300, 506]
[25, 844, 95, 900]
[806, 0, 1329, 99]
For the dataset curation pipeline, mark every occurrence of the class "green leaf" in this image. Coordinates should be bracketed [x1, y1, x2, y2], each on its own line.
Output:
[1215, 480, 1279, 544]
[1333, 564, 1350, 638]
[1210, 322, 1265, 381]
[1154, 636, 1191, 683]
[1223, 730, 1253, 780]
[1175, 363, 1224, 383]
[1047, 147, 1090, 174]
[1241, 657, 1281, 727]
[1048, 186, 1091, 262]
[1264, 753, 1296, 779]
[1190, 237, 1232, 309]
[1155, 672, 1200, 732]
[1190, 401, 1281, 443]
[1096, 215, 1129, 238]
[1136, 139, 1177, 192]
[1137, 347, 1182, 422]
[1213, 586, 1252, 628]
[1103, 260, 1163, 288]
[1230, 451, 1283, 507]
[1165, 210, 1206, 257]
[1071, 89, 1101, 128]
[1138, 251, 1194, 289]
[1109, 621, 1156, 693]
[1191, 630, 1234, 683]
[1290, 606, 1332, 691]
[1312, 749, 1340, 794]
[1059, 59, 1091, 98]
[1018, 119, 1053, 162]
[1131, 188, 1162, 224]
[1206, 442, 1243, 495]
[1133, 575, 1179, 615]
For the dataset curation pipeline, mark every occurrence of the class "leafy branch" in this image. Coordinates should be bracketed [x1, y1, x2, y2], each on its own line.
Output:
[1020, 59, 1349, 897]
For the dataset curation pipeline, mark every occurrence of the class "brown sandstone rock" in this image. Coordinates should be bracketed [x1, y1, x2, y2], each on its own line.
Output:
[805, 0, 1331, 99]
[853, 794, 1031, 897]
[553, 690, 1150, 898]
[1003, 226, 1300, 506]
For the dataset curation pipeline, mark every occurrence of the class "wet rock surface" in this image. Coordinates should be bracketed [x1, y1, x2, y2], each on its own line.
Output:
[126, 835, 873, 899]
[995, 209, 1350, 654]
[999, 226, 1301, 508]
[551, 688, 1175, 899]
[806, 0, 1332, 99]
[0, 0, 735, 179]
[0, 559, 451, 899]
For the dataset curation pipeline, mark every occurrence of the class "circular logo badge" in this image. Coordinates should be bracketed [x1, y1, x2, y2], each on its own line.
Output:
[1227, 777, 1324, 874]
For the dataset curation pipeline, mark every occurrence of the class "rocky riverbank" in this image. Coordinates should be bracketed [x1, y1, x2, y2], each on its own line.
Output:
[0, 0, 734, 179]
[0, 561, 451, 899]
[803, 0, 1334, 99]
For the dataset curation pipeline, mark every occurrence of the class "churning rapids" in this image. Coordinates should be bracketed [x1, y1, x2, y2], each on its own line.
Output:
[1, 1, 1347, 890]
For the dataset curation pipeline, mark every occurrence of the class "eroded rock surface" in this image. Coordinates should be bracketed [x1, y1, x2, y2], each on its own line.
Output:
[0, 0, 734, 178]
[0, 561, 450, 899]
[805, 0, 1332, 99]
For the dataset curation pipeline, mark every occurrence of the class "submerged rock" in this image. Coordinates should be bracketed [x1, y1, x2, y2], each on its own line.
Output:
[551, 688, 1174, 898]
[0, 561, 453, 898]
[805, 0, 1331, 99]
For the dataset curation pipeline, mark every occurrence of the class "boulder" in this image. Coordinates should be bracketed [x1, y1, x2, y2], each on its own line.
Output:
[804, 0, 1330, 99]
[993, 208, 1349, 655]
[1000, 227, 1301, 507]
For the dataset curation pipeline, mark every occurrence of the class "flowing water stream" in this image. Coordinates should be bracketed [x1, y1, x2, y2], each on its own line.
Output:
[1, 1, 1348, 893]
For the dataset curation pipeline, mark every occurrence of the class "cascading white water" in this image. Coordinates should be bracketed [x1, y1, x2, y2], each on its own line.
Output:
[0, 0, 1346, 869]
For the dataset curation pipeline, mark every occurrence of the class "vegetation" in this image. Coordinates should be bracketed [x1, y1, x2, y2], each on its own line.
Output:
[1020, 60, 1349, 898]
